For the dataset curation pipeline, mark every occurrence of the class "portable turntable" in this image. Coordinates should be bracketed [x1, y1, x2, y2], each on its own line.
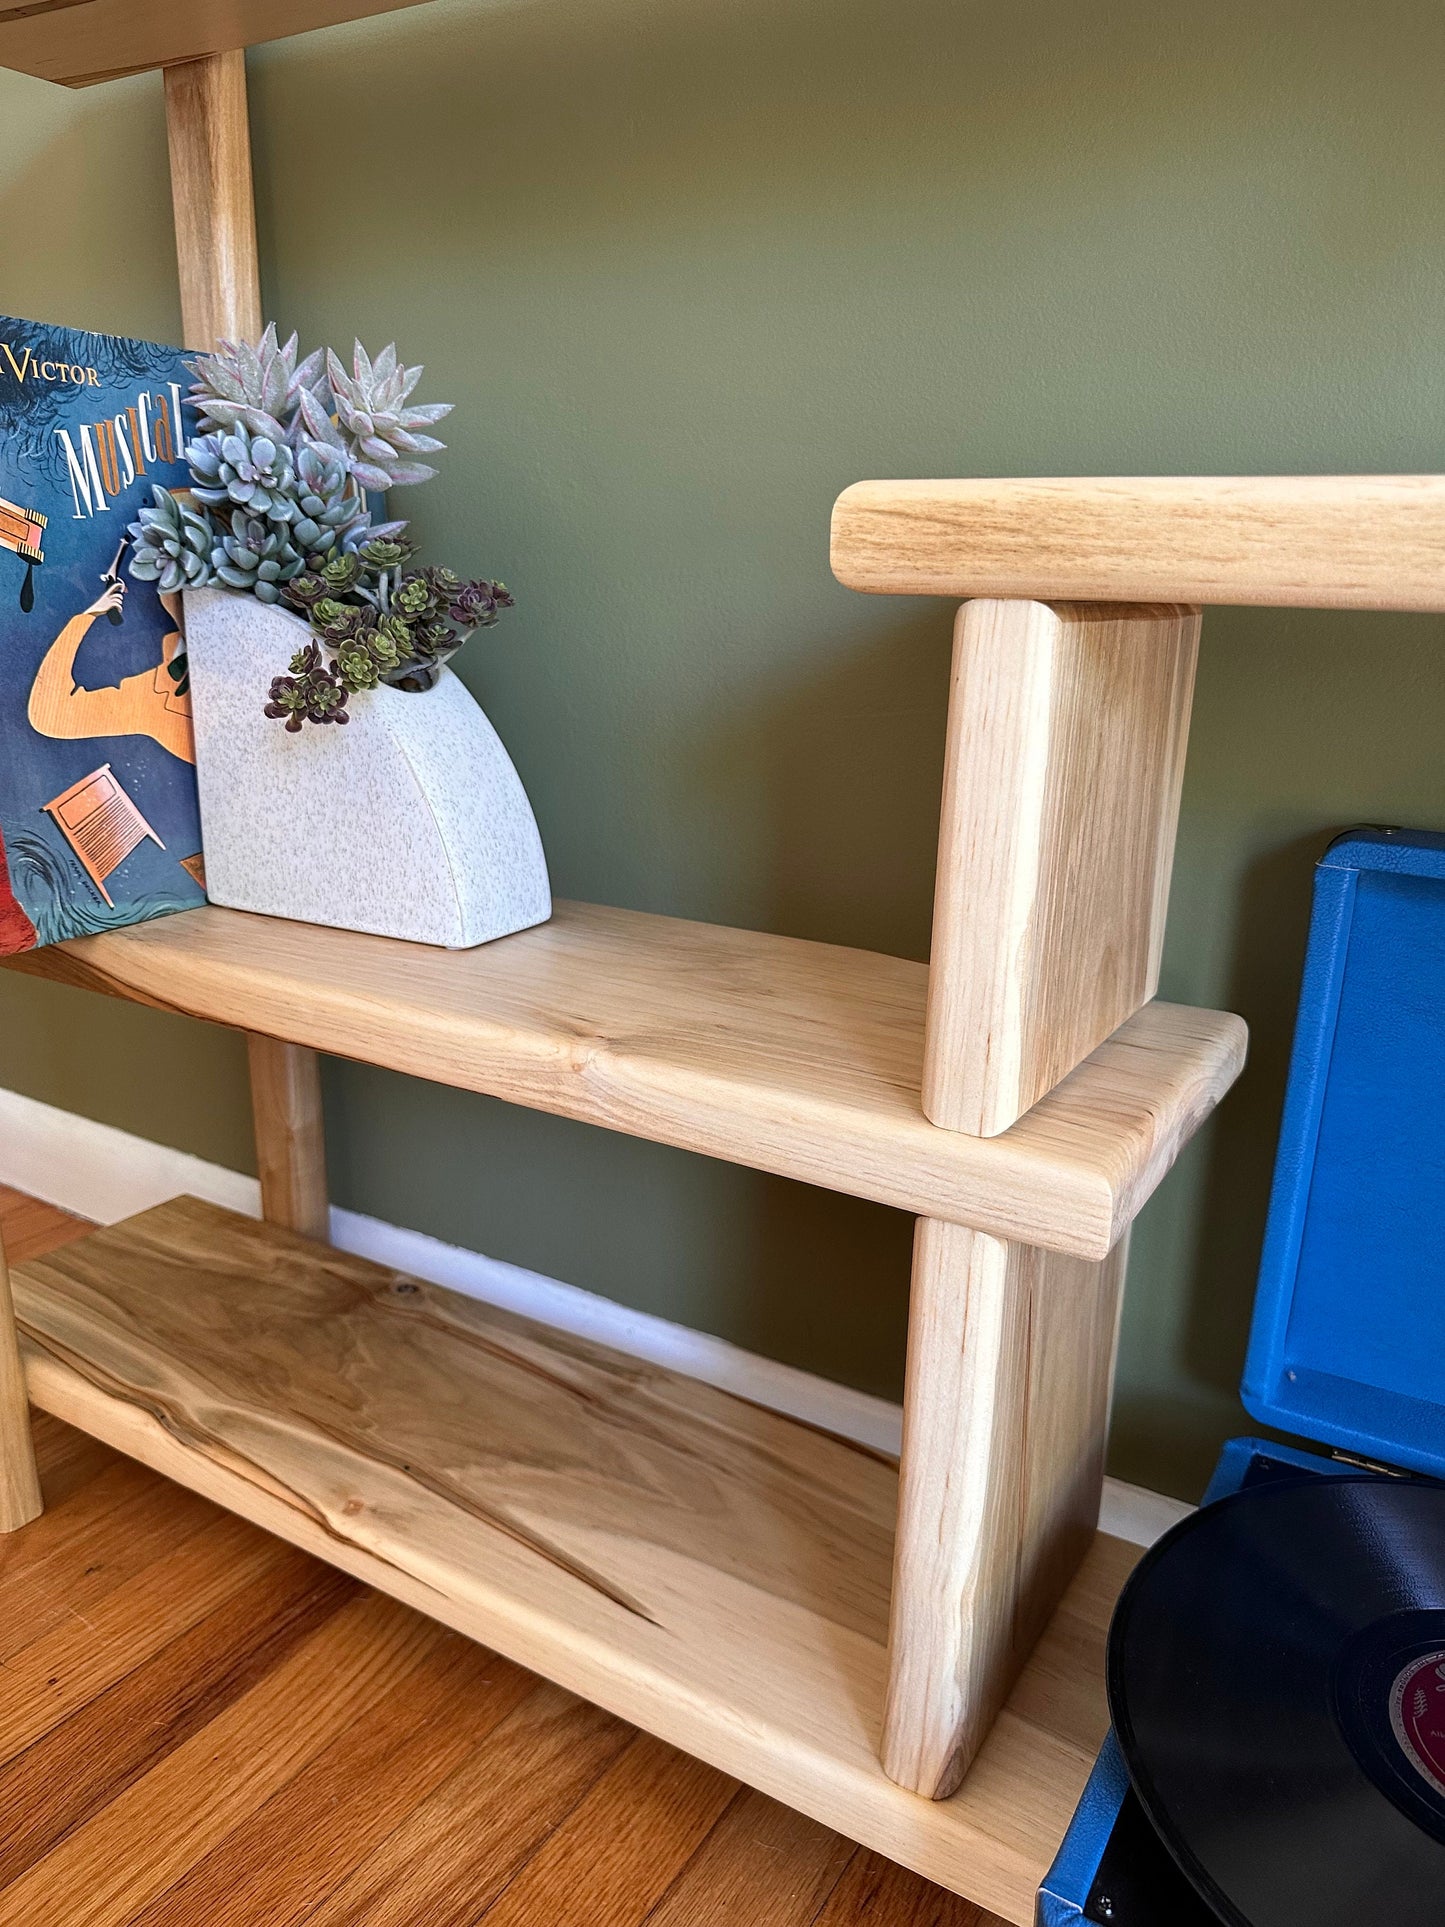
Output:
[1040, 826, 1445, 1926]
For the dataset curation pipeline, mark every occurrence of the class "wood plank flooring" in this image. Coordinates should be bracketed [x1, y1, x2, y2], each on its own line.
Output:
[0, 1186, 1002, 1926]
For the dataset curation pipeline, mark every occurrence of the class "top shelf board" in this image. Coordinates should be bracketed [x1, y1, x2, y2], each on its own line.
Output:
[831, 475, 1445, 611]
[7, 901, 1246, 1259]
[0, 0, 440, 88]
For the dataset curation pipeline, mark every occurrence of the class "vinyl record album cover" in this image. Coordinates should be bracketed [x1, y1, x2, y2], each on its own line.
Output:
[0, 314, 206, 956]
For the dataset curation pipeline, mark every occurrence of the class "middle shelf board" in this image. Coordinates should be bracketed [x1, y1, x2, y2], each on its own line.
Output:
[12, 1196, 1139, 1926]
[10, 901, 1246, 1258]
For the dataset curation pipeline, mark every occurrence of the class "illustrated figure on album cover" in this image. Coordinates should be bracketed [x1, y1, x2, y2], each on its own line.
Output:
[0, 316, 207, 956]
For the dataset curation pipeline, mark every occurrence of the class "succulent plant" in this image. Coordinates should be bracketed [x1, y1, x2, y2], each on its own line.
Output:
[370, 615, 416, 670]
[264, 642, 351, 730]
[127, 486, 217, 594]
[448, 577, 514, 628]
[290, 443, 368, 554]
[319, 552, 365, 596]
[187, 323, 327, 444]
[211, 509, 305, 604]
[159, 321, 513, 728]
[275, 540, 503, 691]
[335, 643, 383, 692]
[357, 534, 418, 573]
[393, 575, 433, 618]
[308, 597, 366, 645]
[298, 342, 451, 492]
[187, 427, 298, 519]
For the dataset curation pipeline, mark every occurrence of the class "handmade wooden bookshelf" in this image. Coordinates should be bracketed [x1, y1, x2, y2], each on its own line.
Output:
[1, 9, 1441, 1921]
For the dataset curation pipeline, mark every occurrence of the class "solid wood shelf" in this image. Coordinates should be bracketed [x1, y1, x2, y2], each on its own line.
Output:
[0, 13, 1263, 1878]
[9, 902, 1246, 1260]
[0, 1, 440, 89]
[11, 1197, 1139, 1926]
[830, 474, 1445, 610]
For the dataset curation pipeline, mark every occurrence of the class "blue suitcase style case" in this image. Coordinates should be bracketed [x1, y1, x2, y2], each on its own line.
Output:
[1038, 826, 1445, 1926]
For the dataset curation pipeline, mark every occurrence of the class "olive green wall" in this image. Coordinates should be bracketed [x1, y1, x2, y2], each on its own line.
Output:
[2, 0, 1443, 1500]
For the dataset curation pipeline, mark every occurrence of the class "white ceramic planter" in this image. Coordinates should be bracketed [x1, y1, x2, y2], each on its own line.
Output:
[182, 587, 551, 948]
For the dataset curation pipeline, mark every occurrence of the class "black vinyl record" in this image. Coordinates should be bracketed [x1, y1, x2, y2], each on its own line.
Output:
[1107, 1475, 1445, 1927]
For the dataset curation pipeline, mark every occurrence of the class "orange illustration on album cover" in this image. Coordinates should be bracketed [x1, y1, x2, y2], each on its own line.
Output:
[28, 582, 195, 766]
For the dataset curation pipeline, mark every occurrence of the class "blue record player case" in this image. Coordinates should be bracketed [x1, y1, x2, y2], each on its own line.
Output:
[1039, 827, 1445, 1925]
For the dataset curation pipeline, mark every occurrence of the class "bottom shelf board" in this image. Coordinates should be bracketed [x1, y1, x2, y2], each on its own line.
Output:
[11, 1197, 1137, 1926]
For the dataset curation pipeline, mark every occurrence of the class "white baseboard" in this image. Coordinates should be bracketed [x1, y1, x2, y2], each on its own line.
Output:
[0, 1085, 1189, 1547]
[0, 1086, 261, 1224]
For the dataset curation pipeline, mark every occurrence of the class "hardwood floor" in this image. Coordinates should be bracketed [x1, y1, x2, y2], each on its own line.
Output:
[0, 1187, 999, 1926]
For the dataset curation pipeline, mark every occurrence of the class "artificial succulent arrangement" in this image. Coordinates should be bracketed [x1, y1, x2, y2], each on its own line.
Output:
[127, 326, 513, 730]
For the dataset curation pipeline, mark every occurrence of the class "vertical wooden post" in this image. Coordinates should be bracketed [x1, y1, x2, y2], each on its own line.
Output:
[0, 1222, 42, 1532]
[882, 598, 1199, 1794]
[165, 51, 332, 1243]
[247, 1035, 330, 1240]
[923, 600, 1200, 1137]
[882, 1222, 1128, 1798]
[164, 51, 262, 348]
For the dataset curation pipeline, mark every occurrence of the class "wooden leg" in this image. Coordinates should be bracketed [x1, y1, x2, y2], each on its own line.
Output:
[247, 1036, 330, 1242]
[881, 1218, 1127, 1798]
[923, 599, 1200, 1136]
[167, 55, 327, 1244]
[0, 1221, 42, 1532]
[168, 59, 323, 1239]
[164, 50, 262, 349]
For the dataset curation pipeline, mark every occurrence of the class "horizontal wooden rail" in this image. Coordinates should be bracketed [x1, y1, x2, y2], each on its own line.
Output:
[831, 475, 1445, 611]
[0, 0, 438, 88]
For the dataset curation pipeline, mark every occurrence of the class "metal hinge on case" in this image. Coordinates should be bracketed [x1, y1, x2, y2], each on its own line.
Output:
[1329, 1448, 1407, 1477]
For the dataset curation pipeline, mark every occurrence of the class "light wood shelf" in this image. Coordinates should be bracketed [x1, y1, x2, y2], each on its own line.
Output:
[11, 1196, 1138, 1927]
[0, 1, 440, 89]
[9, 901, 1246, 1260]
[831, 474, 1445, 610]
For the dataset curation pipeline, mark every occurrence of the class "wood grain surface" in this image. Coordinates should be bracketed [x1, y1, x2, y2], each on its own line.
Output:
[831, 474, 1445, 610]
[11, 1196, 1139, 1924]
[6, 901, 1247, 1258]
[0, 1353, 1004, 1926]
[924, 600, 1199, 1136]
[246, 1035, 330, 1240]
[163, 52, 262, 351]
[0, 0, 442, 88]
[0, 1187, 91, 1267]
[882, 1226, 1127, 1799]
[163, 47, 336, 1237]
[0, 1221, 41, 1532]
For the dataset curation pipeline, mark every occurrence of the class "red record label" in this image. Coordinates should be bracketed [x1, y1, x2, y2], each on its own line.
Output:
[1390, 1650, 1445, 1799]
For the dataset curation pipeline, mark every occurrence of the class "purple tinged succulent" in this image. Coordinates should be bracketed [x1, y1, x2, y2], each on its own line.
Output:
[281, 571, 330, 610]
[187, 323, 328, 444]
[315, 341, 452, 492]
[448, 578, 514, 628]
[264, 643, 350, 730]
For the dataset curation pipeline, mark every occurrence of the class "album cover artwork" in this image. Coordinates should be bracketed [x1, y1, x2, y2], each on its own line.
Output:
[0, 314, 206, 956]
